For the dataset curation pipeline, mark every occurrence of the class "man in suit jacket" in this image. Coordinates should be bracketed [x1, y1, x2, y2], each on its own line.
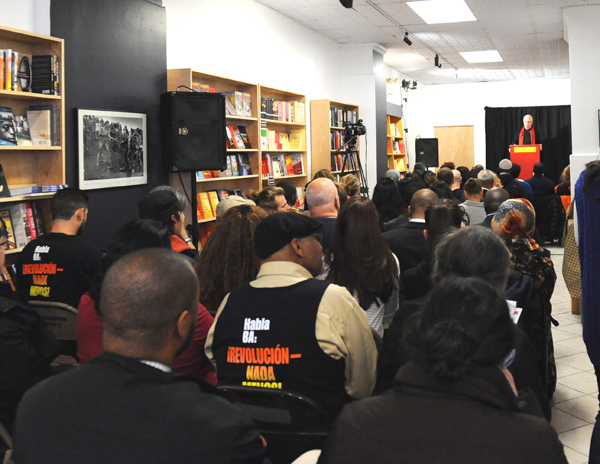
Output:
[14, 249, 265, 464]
[383, 189, 439, 276]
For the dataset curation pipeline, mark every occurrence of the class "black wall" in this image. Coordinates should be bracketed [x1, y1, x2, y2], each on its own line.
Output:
[51, 0, 168, 248]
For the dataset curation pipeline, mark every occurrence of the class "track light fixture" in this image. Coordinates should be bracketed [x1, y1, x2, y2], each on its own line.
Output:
[401, 79, 417, 90]
[339, 0, 353, 8]
[403, 32, 412, 46]
[435, 54, 442, 68]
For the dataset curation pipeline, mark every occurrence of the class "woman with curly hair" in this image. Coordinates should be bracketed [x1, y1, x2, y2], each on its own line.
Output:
[326, 196, 399, 336]
[195, 205, 268, 314]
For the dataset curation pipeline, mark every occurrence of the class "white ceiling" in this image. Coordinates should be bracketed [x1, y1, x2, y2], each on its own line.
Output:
[254, 0, 596, 85]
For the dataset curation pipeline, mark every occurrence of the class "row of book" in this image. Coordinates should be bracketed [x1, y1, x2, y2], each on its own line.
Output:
[0, 202, 46, 250]
[196, 153, 252, 180]
[260, 97, 305, 123]
[0, 52, 59, 95]
[331, 108, 358, 128]
[331, 129, 352, 151]
[226, 125, 252, 149]
[197, 189, 245, 221]
[331, 152, 359, 173]
[224, 91, 252, 118]
[262, 153, 303, 178]
[0, 105, 60, 147]
[389, 123, 403, 138]
[260, 124, 304, 150]
[7, 184, 67, 197]
[391, 139, 406, 154]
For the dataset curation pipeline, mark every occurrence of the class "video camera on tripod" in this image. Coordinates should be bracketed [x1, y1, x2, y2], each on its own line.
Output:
[339, 119, 369, 196]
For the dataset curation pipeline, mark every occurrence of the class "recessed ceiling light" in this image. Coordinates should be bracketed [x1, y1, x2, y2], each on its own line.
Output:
[460, 50, 503, 63]
[407, 0, 476, 25]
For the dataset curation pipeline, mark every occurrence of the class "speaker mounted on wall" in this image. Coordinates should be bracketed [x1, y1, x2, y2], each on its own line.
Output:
[160, 92, 227, 172]
[415, 138, 439, 167]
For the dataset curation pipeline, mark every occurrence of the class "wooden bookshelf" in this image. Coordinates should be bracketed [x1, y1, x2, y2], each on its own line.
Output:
[0, 26, 65, 263]
[387, 114, 407, 173]
[260, 85, 308, 190]
[310, 99, 360, 181]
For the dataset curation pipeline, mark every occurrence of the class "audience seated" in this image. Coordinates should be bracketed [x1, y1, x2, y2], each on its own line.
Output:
[498, 159, 528, 199]
[372, 177, 403, 231]
[492, 198, 557, 398]
[76, 219, 216, 384]
[430, 180, 454, 200]
[16, 188, 102, 309]
[436, 167, 454, 188]
[195, 205, 268, 314]
[403, 205, 456, 301]
[378, 227, 551, 419]
[477, 169, 495, 198]
[319, 276, 567, 464]
[450, 169, 467, 203]
[422, 170, 436, 188]
[0, 223, 59, 437]
[138, 188, 198, 261]
[305, 178, 339, 251]
[277, 179, 299, 209]
[460, 178, 486, 224]
[526, 162, 555, 196]
[511, 163, 534, 200]
[215, 195, 255, 219]
[326, 196, 399, 337]
[340, 173, 359, 197]
[477, 187, 510, 228]
[206, 213, 377, 416]
[14, 249, 265, 464]
[456, 165, 470, 189]
[383, 189, 439, 276]
[247, 187, 291, 215]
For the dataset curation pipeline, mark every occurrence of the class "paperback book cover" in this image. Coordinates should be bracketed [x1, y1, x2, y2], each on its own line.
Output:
[230, 154, 240, 176]
[198, 192, 214, 219]
[290, 130, 304, 150]
[207, 191, 219, 216]
[0, 107, 17, 146]
[26, 110, 51, 146]
[14, 116, 32, 146]
[238, 126, 252, 148]
[237, 153, 252, 176]
[232, 127, 246, 150]
[29, 104, 59, 146]
[0, 210, 15, 249]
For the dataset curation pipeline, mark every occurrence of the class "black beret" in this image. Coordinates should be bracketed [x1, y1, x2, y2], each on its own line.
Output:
[138, 190, 180, 223]
[254, 212, 323, 260]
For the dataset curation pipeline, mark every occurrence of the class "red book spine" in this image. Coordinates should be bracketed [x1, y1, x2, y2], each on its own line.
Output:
[25, 203, 37, 240]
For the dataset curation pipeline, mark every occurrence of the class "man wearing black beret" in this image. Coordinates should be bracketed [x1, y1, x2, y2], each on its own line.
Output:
[206, 212, 376, 416]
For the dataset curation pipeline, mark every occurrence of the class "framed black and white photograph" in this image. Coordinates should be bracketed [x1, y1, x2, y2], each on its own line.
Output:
[78, 109, 147, 190]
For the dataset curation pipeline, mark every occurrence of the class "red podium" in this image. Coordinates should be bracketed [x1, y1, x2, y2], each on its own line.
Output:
[509, 144, 541, 180]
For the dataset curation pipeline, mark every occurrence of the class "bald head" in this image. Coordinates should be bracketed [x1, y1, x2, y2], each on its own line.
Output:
[306, 178, 339, 218]
[451, 170, 462, 189]
[484, 187, 509, 215]
[101, 248, 199, 352]
[409, 189, 440, 219]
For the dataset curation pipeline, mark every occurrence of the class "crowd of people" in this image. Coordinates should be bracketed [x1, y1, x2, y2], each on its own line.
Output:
[2, 156, 598, 464]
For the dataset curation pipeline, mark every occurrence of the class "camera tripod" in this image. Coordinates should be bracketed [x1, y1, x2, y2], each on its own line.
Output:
[339, 135, 369, 196]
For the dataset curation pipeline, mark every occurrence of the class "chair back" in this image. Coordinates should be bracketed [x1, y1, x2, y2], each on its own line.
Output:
[216, 386, 331, 436]
[28, 301, 78, 341]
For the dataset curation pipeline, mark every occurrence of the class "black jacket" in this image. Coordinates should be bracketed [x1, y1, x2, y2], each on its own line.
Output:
[319, 362, 566, 464]
[499, 173, 528, 199]
[383, 221, 428, 276]
[0, 282, 58, 432]
[14, 352, 265, 464]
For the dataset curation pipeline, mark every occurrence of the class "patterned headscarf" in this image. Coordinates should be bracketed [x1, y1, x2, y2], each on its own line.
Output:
[492, 199, 537, 247]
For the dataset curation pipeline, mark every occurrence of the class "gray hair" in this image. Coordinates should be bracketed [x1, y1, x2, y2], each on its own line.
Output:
[477, 169, 494, 183]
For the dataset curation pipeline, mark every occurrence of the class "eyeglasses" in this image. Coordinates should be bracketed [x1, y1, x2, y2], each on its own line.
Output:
[0, 239, 9, 249]
[499, 349, 516, 370]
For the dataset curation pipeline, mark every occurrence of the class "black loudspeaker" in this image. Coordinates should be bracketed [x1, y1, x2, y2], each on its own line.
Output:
[160, 92, 227, 172]
[415, 138, 439, 167]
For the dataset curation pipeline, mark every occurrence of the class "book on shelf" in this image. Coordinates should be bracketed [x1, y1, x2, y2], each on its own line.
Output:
[270, 154, 283, 177]
[207, 191, 219, 216]
[260, 121, 268, 149]
[291, 153, 304, 175]
[260, 97, 305, 123]
[399, 141, 405, 153]
[216, 189, 229, 201]
[26, 110, 51, 146]
[219, 156, 233, 177]
[7, 184, 67, 196]
[3, 50, 12, 91]
[14, 116, 32, 146]
[262, 153, 273, 177]
[31, 55, 59, 95]
[29, 105, 59, 146]
[225, 126, 236, 149]
[238, 125, 252, 149]
[0, 107, 17, 146]
[6, 203, 32, 249]
[289, 129, 304, 150]
[237, 153, 252, 176]
[224, 92, 244, 117]
[0, 51, 4, 90]
[243, 93, 252, 117]
[231, 127, 246, 150]
[284, 155, 294, 175]
[331, 107, 358, 127]
[230, 154, 239, 176]
[191, 82, 216, 93]
[0, 165, 10, 198]
[198, 192, 214, 220]
[0, 210, 15, 249]
[331, 129, 343, 151]
[279, 133, 291, 150]
[395, 157, 406, 172]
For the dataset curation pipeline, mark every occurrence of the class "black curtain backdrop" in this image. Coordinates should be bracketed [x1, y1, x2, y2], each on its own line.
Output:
[485, 105, 571, 184]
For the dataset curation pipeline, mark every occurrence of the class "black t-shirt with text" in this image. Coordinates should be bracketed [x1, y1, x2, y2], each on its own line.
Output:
[16, 233, 102, 308]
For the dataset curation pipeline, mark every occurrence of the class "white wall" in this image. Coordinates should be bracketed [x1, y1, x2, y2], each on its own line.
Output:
[0, 0, 50, 35]
[384, 65, 571, 169]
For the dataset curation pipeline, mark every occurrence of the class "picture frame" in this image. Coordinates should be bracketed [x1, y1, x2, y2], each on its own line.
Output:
[78, 109, 147, 190]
